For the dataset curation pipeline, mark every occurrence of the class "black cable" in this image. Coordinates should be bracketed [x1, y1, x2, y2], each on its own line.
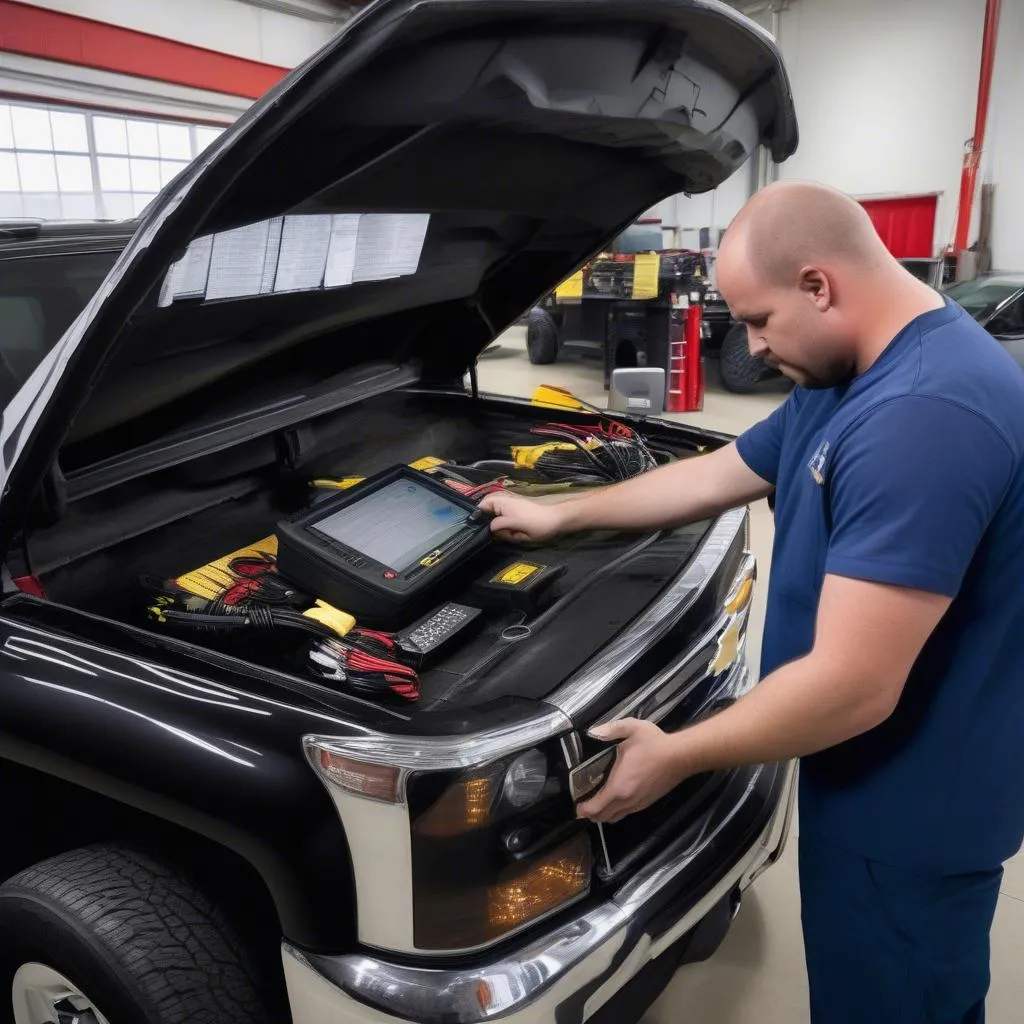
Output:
[155, 608, 335, 639]
[532, 427, 617, 480]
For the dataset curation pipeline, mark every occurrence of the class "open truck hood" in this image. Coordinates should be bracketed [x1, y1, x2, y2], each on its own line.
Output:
[0, 0, 796, 553]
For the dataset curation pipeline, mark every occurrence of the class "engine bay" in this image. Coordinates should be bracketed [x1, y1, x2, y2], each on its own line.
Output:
[20, 387, 720, 712]
[135, 388, 682, 707]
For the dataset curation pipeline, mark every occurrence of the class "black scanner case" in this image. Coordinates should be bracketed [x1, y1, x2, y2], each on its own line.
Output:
[276, 465, 493, 626]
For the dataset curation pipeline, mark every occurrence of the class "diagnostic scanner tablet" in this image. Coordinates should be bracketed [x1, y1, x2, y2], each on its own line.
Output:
[276, 466, 493, 624]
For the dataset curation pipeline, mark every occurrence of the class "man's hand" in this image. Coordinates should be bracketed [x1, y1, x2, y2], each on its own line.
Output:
[477, 491, 567, 544]
[576, 575, 953, 826]
[576, 719, 689, 823]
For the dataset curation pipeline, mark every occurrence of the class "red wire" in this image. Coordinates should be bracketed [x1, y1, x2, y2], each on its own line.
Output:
[534, 420, 633, 441]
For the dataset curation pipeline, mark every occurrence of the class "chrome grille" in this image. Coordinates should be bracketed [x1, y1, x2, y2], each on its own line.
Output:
[575, 545, 758, 879]
[594, 661, 751, 878]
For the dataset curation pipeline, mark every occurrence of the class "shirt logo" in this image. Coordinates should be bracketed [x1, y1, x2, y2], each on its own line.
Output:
[808, 440, 830, 486]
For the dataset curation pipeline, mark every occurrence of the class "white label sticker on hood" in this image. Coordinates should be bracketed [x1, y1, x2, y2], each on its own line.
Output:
[352, 212, 431, 284]
[324, 214, 362, 289]
[206, 219, 280, 301]
[273, 214, 333, 293]
[159, 234, 213, 306]
[156, 212, 431, 306]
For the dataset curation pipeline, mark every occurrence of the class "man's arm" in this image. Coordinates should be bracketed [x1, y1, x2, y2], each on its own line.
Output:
[481, 443, 773, 543]
[560, 442, 773, 532]
[578, 573, 950, 823]
[480, 393, 797, 543]
[579, 395, 1014, 823]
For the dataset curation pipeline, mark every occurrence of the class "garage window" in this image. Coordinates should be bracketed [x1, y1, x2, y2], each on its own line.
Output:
[0, 101, 224, 222]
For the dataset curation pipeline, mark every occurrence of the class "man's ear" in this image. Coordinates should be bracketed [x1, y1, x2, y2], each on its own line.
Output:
[798, 266, 832, 311]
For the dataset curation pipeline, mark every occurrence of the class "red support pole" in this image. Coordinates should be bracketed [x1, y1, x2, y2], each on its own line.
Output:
[954, 0, 1002, 252]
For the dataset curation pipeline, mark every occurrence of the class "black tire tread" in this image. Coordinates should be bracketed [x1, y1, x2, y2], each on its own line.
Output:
[0, 845, 272, 1024]
[527, 307, 559, 364]
[719, 323, 770, 393]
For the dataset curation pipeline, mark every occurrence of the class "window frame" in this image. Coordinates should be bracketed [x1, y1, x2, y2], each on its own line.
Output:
[0, 100, 226, 222]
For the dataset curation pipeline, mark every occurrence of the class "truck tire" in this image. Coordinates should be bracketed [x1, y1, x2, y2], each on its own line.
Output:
[0, 845, 274, 1024]
[719, 323, 774, 393]
[526, 308, 559, 364]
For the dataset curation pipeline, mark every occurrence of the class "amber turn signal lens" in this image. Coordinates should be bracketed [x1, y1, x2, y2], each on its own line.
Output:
[487, 833, 591, 933]
[318, 750, 400, 803]
[725, 575, 753, 615]
[414, 832, 592, 950]
[415, 775, 497, 836]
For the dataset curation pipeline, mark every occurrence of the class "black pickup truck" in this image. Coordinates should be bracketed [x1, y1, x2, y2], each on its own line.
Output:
[0, 3, 798, 1022]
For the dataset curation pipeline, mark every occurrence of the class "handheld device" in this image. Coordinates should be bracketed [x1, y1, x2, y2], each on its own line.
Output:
[569, 744, 620, 803]
[276, 466, 493, 625]
[395, 602, 483, 668]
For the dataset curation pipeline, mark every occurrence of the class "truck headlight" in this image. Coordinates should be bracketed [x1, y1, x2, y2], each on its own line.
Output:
[409, 742, 590, 950]
[503, 750, 548, 808]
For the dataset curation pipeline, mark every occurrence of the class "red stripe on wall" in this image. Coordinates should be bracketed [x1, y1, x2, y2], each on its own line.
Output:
[0, 1, 289, 100]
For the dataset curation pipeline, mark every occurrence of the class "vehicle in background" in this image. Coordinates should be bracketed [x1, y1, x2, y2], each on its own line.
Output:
[0, 219, 133, 401]
[527, 224, 709, 385]
[944, 273, 1024, 370]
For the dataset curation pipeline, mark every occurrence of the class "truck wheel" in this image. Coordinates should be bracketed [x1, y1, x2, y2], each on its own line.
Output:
[526, 308, 559, 364]
[719, 323, 774, 393]
[0, 845, 274, 1024]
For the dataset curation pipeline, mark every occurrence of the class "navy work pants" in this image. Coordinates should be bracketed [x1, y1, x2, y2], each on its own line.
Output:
[799, 835, 1002, 1024]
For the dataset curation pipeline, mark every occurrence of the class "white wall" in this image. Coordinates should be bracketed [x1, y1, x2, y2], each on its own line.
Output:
[646, 155, 756, 250]
[986, 0, 1024, 269]
[19, 0, 343, 69]
[774, 0, 985, 253]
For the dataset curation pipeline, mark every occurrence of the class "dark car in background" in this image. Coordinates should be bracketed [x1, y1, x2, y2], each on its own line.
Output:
[944, 273, 1024, 369]
[0, 219, 133, 403]
[0, 3, 800, 1023]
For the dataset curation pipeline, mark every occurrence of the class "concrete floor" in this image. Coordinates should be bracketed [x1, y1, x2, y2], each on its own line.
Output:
[478, 327, 1024, 1024]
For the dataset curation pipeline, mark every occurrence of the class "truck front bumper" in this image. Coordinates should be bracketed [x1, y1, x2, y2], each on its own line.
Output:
[281, 758, 796, 1024]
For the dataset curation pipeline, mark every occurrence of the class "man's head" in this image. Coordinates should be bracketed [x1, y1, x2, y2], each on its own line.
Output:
[716, 180, 901, 389]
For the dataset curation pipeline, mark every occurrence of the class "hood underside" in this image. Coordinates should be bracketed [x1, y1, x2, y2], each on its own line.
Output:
[1, 0, 796, 548]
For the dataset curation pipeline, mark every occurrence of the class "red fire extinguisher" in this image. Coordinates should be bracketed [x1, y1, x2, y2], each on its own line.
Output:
[684, 287, 704, 412]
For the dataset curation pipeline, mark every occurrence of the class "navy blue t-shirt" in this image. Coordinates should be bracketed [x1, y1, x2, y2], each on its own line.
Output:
[737, 299, 1024, 872]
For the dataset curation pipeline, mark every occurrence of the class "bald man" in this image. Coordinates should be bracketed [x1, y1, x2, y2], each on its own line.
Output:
[480, 180, 1024, 1023]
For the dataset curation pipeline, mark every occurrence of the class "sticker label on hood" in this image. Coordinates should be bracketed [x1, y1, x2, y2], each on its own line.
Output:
[159, 212, 431, 306]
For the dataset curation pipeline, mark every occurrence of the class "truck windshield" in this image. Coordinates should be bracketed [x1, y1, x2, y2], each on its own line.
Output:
[1, 248, 119, 410]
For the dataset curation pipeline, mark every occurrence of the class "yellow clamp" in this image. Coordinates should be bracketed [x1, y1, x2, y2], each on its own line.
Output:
[302, 600, 356, 637]
[529, 385, 584, 411]
[511, 442, 577, 470]
[311, 477, 365, 490]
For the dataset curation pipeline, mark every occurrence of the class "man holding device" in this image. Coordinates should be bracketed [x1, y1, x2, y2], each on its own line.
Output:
[479, 180, 1024, 1023]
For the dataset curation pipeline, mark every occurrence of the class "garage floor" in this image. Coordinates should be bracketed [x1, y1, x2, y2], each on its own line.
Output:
[479, 327, 1024, 1024]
